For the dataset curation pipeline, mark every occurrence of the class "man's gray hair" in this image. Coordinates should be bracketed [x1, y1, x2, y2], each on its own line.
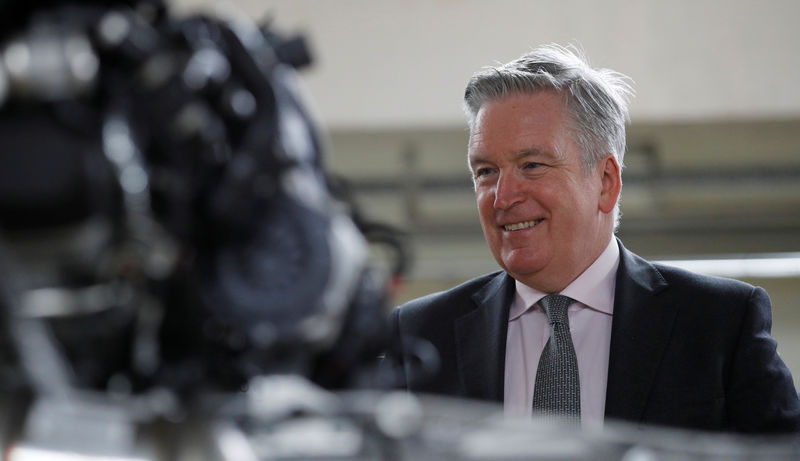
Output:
[464, 44, 634, 172]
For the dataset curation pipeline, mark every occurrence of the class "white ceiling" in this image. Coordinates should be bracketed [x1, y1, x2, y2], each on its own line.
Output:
[171, 0, 800, 130]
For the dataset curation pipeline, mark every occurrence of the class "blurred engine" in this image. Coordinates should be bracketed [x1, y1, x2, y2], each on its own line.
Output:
[0, 0, 400, 401]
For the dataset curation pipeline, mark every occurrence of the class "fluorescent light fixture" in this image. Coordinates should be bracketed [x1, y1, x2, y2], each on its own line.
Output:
[657, 253, 800, 278]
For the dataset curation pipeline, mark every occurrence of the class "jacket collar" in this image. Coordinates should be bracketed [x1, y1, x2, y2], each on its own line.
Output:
[604, 239, 673, 423]
[454, 271, 515, 402]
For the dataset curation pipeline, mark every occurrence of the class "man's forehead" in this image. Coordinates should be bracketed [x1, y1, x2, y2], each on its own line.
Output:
[468, 129, 563, 163]
[467, 94, 572, 163]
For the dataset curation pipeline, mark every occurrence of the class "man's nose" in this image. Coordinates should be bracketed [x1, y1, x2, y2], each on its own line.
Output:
[493, 171, 524, 210]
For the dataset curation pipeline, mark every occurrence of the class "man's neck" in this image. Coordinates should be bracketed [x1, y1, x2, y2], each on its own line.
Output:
[519, 235, 616, 293]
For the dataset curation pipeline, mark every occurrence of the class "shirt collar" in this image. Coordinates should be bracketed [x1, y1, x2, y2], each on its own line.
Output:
[509, 237, 620, 320]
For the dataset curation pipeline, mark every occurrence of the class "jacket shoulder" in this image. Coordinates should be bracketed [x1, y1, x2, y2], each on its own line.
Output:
[652, 261, 758, 300]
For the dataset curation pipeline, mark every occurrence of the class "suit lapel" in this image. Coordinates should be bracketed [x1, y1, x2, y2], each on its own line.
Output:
[605, 240, 674, 423]
[454, 272, 515, 402]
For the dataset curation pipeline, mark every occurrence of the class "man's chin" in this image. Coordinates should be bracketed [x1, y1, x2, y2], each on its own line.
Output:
[500, 257, 547, 282]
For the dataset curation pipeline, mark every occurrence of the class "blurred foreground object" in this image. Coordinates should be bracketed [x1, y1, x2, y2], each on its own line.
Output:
[0, 0, 410, 451]
[0, 0, 404, 395]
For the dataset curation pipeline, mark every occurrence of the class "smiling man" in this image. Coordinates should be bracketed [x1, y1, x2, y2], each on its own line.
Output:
[388, 45, 800, 433]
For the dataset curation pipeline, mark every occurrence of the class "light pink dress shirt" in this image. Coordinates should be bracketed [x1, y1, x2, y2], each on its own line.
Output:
[504, 238, 620, 426]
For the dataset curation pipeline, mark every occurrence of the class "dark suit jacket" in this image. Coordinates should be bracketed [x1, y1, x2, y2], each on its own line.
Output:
[389, 240, 800, 433]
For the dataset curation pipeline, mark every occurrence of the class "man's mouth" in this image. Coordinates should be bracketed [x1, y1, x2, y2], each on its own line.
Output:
[503, 219, 543, 231]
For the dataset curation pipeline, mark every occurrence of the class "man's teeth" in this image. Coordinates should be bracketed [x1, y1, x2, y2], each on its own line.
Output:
[504, 219, 542, 231]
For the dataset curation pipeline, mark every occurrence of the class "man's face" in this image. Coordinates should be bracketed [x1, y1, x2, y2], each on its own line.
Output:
[468, 91, 617, 292]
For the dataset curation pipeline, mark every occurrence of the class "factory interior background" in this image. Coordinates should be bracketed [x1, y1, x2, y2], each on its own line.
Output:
[175, 0, 800, 376]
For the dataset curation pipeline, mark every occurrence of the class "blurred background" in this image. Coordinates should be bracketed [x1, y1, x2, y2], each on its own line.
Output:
[174, 0, 800, 375]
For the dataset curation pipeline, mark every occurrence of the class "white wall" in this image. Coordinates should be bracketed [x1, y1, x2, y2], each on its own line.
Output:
[173, 0, 800, 129]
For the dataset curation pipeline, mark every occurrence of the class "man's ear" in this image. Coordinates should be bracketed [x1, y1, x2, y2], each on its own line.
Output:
[598, 154, 621, 214]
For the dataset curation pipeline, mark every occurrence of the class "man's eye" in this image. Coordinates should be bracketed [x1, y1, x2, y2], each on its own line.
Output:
[523, 162, 542, 170]
[474, 167, 493, 177]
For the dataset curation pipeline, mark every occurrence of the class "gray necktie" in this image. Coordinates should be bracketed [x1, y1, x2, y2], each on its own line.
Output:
[532, 294, 581, 422]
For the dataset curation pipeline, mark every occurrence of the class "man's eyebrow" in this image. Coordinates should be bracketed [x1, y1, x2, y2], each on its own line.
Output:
[514, 147, 555, 160]
[468, 153, 490, 167]
[468, 146, 557, 167]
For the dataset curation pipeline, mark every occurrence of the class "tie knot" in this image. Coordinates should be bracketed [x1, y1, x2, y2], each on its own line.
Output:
[539, 294, 573, 325]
